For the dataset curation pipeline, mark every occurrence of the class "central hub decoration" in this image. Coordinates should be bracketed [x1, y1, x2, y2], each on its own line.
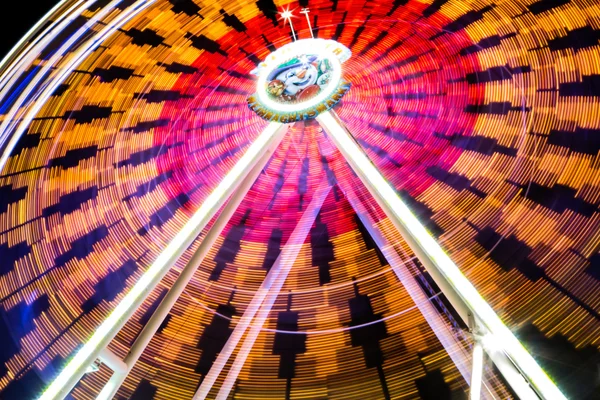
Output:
[248, 39, 351, 122]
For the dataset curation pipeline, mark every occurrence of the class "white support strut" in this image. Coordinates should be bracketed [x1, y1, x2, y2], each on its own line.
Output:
[214, 183, 331, 400]
[39, 121, 288, 400]
[316, 109, 564, 400]
[194, 181, 331, 400]
[470, 340, 484, 400]
[95, 132, 286, 400]
[339, 183, 500, 399]
[97, 348, 127, 375]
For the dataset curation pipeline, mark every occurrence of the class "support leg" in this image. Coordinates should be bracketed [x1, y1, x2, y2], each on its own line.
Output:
[470, 340, 484, 400]
[339, 183, 501, 399]
[96, 139, 283, 400]
[316, 110, 562, 400]
[194, 181, 331, 400]
[40, 122, 288, 400]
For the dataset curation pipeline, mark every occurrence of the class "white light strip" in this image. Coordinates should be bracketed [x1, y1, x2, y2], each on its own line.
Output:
[470, 341, 484, 400]
[194, 181, 331, 400]
[0, 0, 130, 172]
[213, 183, 331, 400]
[0, 0, 84, 78]
[316, 110, 565, 400]
[0, 1, 92, 100]
[39, 121, 286, 400]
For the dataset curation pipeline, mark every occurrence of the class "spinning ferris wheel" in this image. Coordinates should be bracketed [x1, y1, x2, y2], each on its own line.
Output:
[0, 1, 598, 399]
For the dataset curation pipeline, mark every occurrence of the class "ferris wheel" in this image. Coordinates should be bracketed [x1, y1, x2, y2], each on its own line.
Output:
[0, 1, 598, 400]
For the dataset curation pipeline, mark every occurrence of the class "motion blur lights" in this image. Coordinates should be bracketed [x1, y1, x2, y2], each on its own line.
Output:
[36, 5, 565, 400]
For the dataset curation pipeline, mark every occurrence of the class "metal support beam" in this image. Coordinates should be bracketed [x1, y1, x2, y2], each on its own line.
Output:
[211, 183, 331, 400]
[193, 181, 331, 399]
[339, 182, 500, 399]
[316, 109, 563, 400]
[95, 135, 285, 400]
[98, 349, 127, 375]
[470, 341, 484, 400]
[39, 122, 288, 400]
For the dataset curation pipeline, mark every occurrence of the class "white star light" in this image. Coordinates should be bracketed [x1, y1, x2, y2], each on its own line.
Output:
[280, 9, 293, 21]
[279, 7, 297, 41]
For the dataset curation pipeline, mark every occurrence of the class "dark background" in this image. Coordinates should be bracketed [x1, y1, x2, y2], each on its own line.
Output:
[0, 1, 57, 59]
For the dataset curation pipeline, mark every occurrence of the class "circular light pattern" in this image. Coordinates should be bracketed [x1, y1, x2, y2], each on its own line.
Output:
[0, 0, 598, 399]
[249, 38, 350, 121]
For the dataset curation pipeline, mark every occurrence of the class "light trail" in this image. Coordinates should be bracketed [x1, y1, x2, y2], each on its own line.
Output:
[0, 0, 128, 171]
[0, 1, 92, 101]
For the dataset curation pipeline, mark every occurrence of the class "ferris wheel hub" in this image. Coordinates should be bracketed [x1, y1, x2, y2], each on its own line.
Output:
[247, 38, 351, 122]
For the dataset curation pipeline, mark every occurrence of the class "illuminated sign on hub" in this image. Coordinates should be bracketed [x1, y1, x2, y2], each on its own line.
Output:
[248, 39, 351, 122]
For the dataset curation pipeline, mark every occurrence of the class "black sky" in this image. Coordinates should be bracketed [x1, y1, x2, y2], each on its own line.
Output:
[0, 1, 58, 59]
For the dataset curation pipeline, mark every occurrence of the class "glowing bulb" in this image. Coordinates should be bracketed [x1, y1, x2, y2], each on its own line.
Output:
[279, 8, 297, 41]
[280, 9, 293, 21]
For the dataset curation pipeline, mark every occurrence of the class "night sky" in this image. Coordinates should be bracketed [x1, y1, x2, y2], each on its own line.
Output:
[0, 1, 57, 59]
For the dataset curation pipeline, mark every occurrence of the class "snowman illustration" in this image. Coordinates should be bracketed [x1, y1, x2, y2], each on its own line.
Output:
[266, 55, 333, 103]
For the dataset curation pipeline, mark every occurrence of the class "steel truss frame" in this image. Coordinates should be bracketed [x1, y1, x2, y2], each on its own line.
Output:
[39, 111, 565, 400]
